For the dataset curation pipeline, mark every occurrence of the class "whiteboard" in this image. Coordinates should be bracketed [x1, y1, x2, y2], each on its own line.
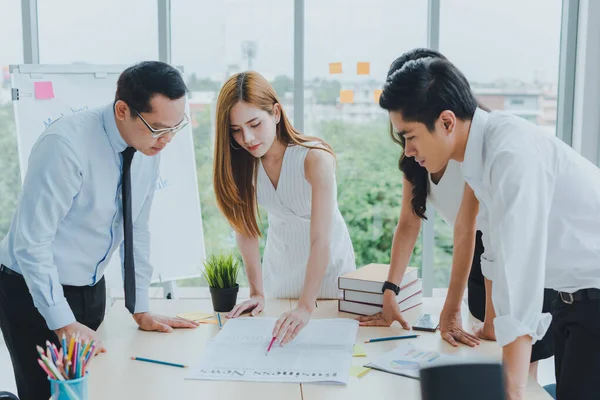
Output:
[10, 64, 206, 289]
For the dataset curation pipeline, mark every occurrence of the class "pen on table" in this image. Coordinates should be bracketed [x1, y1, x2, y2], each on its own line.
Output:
[217, 313, 222, 329]
[265, 337, 277, 356]
[130, 356, 188, 368]
[364, 334, 420, 343]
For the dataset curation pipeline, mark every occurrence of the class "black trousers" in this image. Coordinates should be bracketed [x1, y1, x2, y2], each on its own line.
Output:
[467, 231, 556, 363]
[0, 266, 106, 400]
[552, 293, 600, 400]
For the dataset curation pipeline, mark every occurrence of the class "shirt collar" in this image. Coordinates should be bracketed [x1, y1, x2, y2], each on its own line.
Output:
[462, 107, 489, 184]
[102, 103, 129, 154]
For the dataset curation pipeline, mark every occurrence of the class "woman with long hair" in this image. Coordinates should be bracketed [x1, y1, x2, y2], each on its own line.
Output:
[213, 71, 355, 344]
[357, 49, 555, 381]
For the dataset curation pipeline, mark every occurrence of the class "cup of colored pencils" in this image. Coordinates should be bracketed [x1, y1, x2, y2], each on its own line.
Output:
[37, 332, 95, 400]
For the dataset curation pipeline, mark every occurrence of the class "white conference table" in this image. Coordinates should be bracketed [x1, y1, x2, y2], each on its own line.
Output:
[89, 298, 551, 400]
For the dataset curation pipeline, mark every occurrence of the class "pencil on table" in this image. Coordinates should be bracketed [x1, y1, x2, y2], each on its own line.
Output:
[130, 356, 188, 368]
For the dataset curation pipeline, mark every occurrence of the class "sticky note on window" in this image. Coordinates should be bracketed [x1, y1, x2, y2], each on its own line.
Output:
[357, 62, 370, 75]
[374, 89, 383, 104]
[329, 62, 342, 74]
[349, 366, 371, 378]
[353, 344, 366, 357]
[34, 81, 55, 100]
[340, 90, 354, 104]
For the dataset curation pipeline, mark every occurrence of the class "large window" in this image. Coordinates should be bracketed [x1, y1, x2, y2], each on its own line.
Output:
[433, 0, 563, 287]
[0, 0, 23, 241]
[304, 0, 428, 273]
[440, 0, 562, 135]
[37, 0, 158, 64]
[1, 1, 567, 291]
[172, 0, 294, 286]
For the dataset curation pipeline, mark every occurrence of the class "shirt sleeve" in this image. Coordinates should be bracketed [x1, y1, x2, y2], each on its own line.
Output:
[120, 167, 158, 314]
[488, 150, 553, 347]
[13, 134, 82, 330]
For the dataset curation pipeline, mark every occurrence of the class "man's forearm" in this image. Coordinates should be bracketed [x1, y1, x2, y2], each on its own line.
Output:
[387, 222, 420, 284]
[483, 278, 496, 323]
[444, 227, 476, 311]
[503, 335, 532, 400]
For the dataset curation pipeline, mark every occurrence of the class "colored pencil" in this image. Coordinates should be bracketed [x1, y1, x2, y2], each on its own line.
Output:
[62, 333, 67, 357]
[217, 313, 222, 329]
[364, 334, 420, 343]
[265, 336, 277, 356]
[130, 356, 188, 368]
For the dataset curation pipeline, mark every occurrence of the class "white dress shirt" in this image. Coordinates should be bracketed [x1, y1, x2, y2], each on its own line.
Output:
[462, 107, 600, 347]
[428, 160, 493, 276]
[0, 104, 159, 330]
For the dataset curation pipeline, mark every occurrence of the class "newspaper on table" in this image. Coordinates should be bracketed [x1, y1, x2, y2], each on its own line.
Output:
[186, 317, 358, 385]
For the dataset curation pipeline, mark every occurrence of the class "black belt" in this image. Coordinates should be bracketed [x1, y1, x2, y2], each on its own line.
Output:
[0, 264, 22, 278]
[559, 288, 600, 304]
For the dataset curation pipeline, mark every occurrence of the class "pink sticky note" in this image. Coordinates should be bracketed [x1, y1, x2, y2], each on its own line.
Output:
[34, 81, 55, 100]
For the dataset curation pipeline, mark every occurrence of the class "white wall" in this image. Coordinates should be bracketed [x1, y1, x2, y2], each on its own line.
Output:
[572, 0, 600, 165]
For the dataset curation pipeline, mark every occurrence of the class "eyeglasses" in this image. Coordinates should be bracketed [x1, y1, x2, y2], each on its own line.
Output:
[132, 108, 190, 139]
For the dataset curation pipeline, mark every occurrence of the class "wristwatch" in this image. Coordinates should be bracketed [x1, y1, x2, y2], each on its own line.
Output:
[381, 281, 400, 295]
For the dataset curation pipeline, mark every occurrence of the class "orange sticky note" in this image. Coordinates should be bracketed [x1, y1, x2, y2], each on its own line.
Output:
[340, 90, 354, 104]
[357, 62, 370, 75]
[374, 89, 383, 103]
[329, 62, 343, 74]
[34, 81, 55, 100]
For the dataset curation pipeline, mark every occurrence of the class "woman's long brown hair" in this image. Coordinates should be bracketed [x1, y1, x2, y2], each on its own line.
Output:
[213, 71, 334, 238]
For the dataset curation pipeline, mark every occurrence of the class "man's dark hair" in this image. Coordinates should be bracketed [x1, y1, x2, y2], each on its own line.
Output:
[387, 48, 448, 78]
[115, 61, 188, 117]
[380, 57, 478, 132]
[380, 50, 478, 220]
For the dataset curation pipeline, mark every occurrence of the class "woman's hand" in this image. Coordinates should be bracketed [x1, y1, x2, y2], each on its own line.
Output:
[272, 306, 312, 345]
[227, 294, 265, 318]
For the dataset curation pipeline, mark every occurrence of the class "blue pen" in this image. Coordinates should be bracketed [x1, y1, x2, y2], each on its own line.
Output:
[217, 313, 222, 329]
[364, 334, 419, 343]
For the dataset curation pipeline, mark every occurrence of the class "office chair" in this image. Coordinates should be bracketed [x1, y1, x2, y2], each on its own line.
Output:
[420, 362, 506, 400]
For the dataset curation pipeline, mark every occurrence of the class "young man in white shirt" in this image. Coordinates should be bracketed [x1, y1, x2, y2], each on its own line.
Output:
[379, 54, 600, 400]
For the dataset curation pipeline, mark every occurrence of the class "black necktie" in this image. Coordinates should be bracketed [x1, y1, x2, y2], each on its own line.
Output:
[121, 146, 137, 314]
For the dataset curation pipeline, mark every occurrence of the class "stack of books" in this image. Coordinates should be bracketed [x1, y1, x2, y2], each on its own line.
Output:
[338, 263, 423, 316]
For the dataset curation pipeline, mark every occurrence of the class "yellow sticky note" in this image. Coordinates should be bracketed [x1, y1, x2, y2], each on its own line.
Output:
[349, 366, 371, 378]
[176, 311, 213, 322]
[357, 62, 370, 75]
[374, 89, 382, 104]
[353, 345, 366, 357]
[340, 90, 354, 104]
[329, 62, 343, 74]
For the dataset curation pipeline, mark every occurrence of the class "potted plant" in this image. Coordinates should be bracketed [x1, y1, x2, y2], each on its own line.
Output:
[202, 253, 241, 313]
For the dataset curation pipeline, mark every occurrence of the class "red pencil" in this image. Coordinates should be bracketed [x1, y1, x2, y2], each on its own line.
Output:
[265, 337, 276, 356]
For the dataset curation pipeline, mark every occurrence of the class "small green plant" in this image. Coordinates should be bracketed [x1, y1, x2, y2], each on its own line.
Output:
[201, 253, 241, 289]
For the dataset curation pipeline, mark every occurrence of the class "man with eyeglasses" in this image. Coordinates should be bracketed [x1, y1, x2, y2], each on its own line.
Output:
[0, 61, 199, 400]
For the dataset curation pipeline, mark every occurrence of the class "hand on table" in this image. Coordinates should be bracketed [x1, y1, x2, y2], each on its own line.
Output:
[133, 312, 199, 333]
[439, 307, 480, 347]
[227, 295, 265, 318]
[54, 321, 106, 357]
[356, 290, 411, 329]
[473, 321, 497, 341]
